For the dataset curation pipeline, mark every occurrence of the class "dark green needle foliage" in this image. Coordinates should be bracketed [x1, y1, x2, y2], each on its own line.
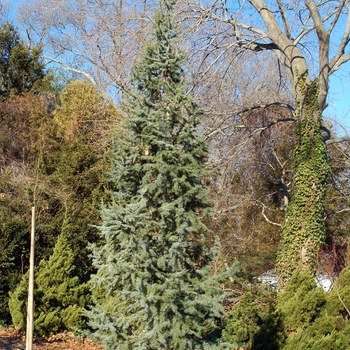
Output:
[276, 269, 350, 349]
[0, 23, 46, 100]
[222, 284, 283, 350]
[9, 221, 90, 336]
[88, 1, 227, 348]
[0, 176, 30, 325]
[222, 269, 350, 349]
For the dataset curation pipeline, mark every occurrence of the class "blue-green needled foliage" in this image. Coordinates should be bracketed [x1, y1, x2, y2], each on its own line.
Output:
[88, 0, 230, 349]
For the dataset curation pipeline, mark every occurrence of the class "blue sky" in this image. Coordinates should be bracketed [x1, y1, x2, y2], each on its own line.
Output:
[328, 73, 350, 134]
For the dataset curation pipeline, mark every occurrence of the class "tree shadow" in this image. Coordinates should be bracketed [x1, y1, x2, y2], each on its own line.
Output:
[251, 312, 284, 350]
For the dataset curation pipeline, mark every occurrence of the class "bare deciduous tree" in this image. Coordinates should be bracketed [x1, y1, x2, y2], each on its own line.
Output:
[18, 0, 157, 98]
[184, 0, 350, 287]
[0, 1, 10, 23]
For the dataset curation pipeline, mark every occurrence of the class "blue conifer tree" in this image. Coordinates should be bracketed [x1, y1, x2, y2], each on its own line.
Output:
[88, 0, 230, 348]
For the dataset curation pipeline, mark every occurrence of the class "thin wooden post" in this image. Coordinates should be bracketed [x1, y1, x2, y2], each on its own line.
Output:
[26, 206, 35, 350]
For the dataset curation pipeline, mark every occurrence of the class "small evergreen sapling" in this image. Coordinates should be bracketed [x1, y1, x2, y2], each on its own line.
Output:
[9, 224, 89, 336]
[34, 228, 89, 335]
[88, 0, 227, 348]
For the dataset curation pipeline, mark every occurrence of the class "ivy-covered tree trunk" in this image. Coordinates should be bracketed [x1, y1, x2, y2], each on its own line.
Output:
[277, 75, 331, 288]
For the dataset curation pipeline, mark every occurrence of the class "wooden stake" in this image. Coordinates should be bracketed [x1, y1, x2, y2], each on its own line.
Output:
[26, 206, 35, 350]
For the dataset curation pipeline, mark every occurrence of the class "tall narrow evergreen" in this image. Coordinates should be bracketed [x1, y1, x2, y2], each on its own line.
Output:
[88, 0, 227, 348]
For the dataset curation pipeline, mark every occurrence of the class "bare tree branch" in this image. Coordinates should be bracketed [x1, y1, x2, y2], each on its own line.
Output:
[193, 2, 267, 37]
[293, 9, 338, 45]
[329, 5, 350, 74]
[44, 55, 98, 86]
[276, 0, 291, 39]
[259, 201, 283, 229]
[326, 136, 350, 145]
[329, 0, 347, 34]
[305, 0, 328, 42]
[204, 103, 295, 140]
[335, 283, 350, 317]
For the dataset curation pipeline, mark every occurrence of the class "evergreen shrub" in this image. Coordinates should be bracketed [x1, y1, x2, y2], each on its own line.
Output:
[9, 230, 89, 336]
[222, 283, 283, 350]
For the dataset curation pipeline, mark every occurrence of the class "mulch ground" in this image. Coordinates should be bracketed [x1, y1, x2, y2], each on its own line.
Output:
[0, 328, 103, 350]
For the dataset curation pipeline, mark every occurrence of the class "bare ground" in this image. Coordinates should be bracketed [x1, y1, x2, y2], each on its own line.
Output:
[0, 328, 103, 350]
